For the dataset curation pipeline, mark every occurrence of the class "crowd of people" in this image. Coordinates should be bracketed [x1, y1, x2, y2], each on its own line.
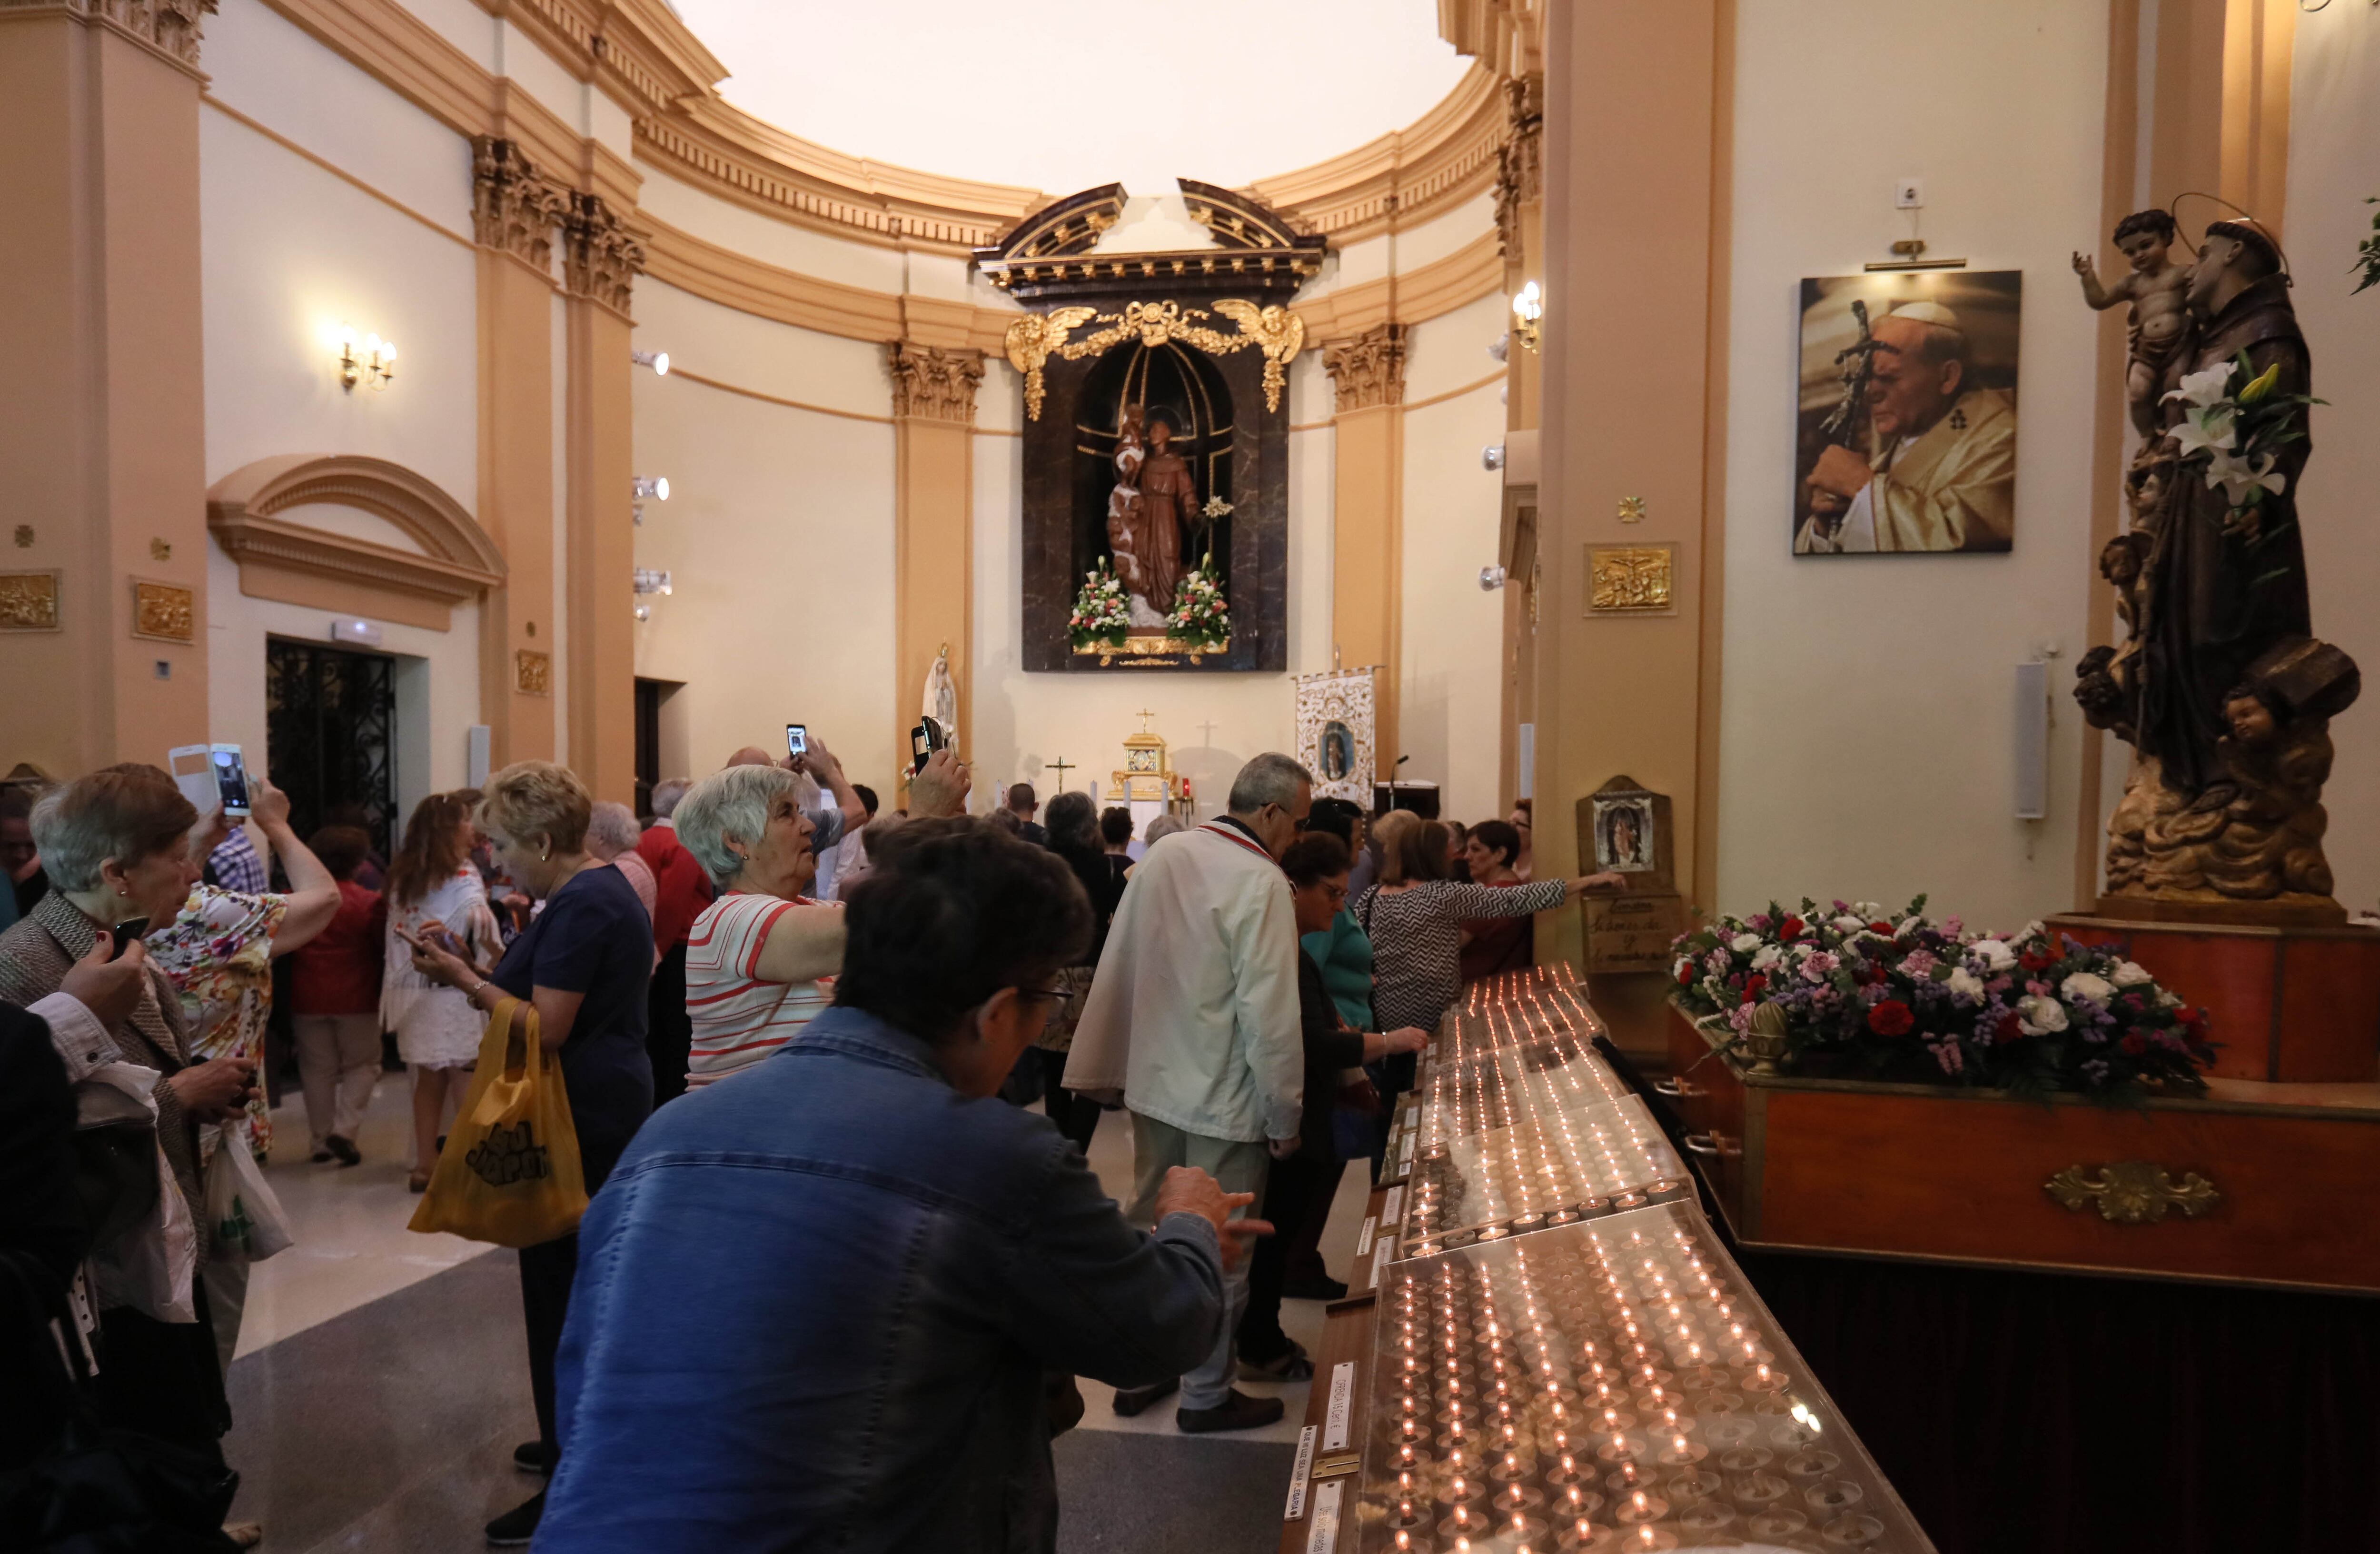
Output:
[0, 736, 1609, 1552]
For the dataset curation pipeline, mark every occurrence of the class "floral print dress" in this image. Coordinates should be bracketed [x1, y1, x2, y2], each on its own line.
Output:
[148, 884, 288, 1159]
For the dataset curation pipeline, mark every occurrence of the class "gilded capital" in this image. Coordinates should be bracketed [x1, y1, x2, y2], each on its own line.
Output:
[471, 137, 568, 270]
[1323, 323, 1408, 414]
[53, 0, 218, 66]
[888, 342, 986, 425]
[1495, 74, 1544, 260]
[564, 193, 645, 318]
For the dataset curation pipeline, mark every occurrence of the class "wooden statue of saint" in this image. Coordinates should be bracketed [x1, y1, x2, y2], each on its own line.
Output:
[1105, 403, 1190, 624]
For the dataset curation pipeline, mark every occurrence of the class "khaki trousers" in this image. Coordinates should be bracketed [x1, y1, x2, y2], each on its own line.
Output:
[1126, 1111, 1269, 1411]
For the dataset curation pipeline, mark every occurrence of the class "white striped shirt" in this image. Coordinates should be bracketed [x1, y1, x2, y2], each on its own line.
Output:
[684, 891, 835, 1088]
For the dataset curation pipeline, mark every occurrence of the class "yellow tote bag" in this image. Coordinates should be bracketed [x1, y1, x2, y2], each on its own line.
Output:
[407, 996, 589, 1248]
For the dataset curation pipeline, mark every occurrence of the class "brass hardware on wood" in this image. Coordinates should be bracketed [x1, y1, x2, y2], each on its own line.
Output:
[2044, 1161, 2220, 1225]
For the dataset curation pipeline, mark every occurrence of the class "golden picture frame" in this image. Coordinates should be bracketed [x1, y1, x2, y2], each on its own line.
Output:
[515, 648, 552, 696]
[1586, 542, 1677, 616]
[0, 570, 62, 632]
[130, 578, 196, 643]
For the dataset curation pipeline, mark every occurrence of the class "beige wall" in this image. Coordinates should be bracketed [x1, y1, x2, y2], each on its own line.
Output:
[626, 280, 901, 789]
[1714, 0, 2114, 933]
[2285, 7, 2380, 916]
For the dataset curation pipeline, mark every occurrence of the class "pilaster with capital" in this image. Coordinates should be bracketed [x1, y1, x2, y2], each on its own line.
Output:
[1494, 74, 1545, 261]
[887, 342, 986, 424]
[1324, 323, 1409, 413]
[888, 340, 982, 770]
[471, 136, 568, 270]
[563, 192, 645, 319]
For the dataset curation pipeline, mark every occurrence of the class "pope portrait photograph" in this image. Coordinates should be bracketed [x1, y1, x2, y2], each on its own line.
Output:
[1791, 270, 2023, 555]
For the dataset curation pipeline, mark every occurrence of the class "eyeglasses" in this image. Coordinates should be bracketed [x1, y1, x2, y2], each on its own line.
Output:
[1019, 985, 1075, 1006]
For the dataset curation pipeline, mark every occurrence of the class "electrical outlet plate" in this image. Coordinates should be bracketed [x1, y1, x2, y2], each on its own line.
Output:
[1894, 179, 1925, 209]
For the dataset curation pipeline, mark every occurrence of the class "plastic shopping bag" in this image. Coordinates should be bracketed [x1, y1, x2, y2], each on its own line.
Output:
[408, 996, 587, 1248]
[203, 1127, 295, 1264]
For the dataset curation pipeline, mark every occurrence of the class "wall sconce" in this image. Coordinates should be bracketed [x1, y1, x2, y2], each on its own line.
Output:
[1479, 565, 1508, 591]
[631, 475, 669, 527]
[1511, 282, 1543, 353]
[336, 326, 397, 392]
[632, 568, 673, 596]
[1481, 444, 1506, 472]
[632, 349, 670, 376]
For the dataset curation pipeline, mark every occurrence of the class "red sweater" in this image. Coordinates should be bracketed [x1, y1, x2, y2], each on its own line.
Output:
[636, 823, 715, 954]
[289, 879, 387, 1016]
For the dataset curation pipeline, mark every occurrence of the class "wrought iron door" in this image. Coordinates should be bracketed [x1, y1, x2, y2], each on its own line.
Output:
[265, 639, 396, 856]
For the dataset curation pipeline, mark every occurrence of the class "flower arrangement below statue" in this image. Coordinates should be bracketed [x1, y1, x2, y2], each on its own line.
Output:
[1165, 555, 1230, 651]
[1068, 558, 1131, 651]
[1671, 896, 2215, 1100]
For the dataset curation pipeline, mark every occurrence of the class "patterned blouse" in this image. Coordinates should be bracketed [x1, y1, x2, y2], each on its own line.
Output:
[1356, 878, 1567, 1036]
[148, 884, 288, 1158]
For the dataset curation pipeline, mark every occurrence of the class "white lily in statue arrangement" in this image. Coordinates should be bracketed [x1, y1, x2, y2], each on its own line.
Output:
[2160, 352, 2323, 542]
[1068, 558, 1132, 650]
[1165, 554, 1231, 651]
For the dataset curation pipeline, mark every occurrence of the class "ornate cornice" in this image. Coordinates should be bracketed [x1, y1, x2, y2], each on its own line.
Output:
[564, 192, 644, 318]
[2, 0, 219, 69]
[1324, 323, 1408, 414]
[1438, 0, 1545, 79]
[886, 343, 984, 426]
[471, 135, 568, 268]
[1242, 67, 1506, 243]
[1494, 73, 1543, 260]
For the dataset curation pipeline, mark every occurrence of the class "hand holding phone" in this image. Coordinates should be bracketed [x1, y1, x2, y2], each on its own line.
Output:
[785, 723, 809, 759]
[108, 919, 151, 958]
[910, 715, 947, 776]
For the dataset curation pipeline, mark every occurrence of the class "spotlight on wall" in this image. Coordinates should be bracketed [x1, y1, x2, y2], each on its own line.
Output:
[1511, 281, 1543, 353]
[1480, 565, 1508, 592]
[1481, 444, 1506, 472]
[631, 475, 669, 528]
[632, 568, 673, 597]
[1487, 332, 1509, 364]
[632, 349, 670, 376]
[335, 325, 397, 392]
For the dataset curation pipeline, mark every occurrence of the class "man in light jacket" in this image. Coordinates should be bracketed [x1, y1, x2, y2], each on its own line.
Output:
[1064, 751, 1311, 1432]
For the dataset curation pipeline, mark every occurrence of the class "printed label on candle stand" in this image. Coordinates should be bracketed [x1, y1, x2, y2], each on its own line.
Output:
[1370, 1233, 1397, 1285]
[1304, 1480, 1343, 1554]
[1381, 1185, 1403, 1225]
[1284, 1424, 1317, 1520]
[1322, 1362, 1355, 1451]
[1355, 1215, 1377, 1258]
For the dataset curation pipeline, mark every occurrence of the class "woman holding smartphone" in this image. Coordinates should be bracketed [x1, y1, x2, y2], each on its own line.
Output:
[382, 792, 505, 1190]
[397, 761, 653, 1548]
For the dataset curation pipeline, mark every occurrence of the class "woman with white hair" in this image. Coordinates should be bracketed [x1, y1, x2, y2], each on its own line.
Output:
[585, 800, 656, 943]
[674, 753, 971, 1088]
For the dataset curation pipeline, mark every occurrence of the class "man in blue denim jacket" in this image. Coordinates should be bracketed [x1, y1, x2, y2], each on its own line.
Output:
[534, 818, 1266, 1554]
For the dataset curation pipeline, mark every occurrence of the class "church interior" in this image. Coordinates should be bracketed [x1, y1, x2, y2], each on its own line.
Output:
[2, 0, 2378, 1550]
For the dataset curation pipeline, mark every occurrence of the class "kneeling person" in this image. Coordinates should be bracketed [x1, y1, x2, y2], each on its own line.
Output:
[536, 817, 1262, 1554]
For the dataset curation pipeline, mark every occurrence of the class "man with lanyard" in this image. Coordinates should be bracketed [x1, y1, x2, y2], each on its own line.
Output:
[1063, 752, 1310, 1432]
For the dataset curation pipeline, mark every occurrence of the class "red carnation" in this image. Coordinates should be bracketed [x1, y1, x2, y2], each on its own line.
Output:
[1738, 974, 1769, 1006]
[1866, 1000, 1914, 1036]
[1993, 1012, 2023, 1044]
[1868, 920, 1893, 934]
[2120, 1031, 2147, 1056]
[2179, 1006, 2210, 1042]
[1676, 962, 1695, 986]
[2019, 948, 2055, 973]
[1778, 916, 1805, 942]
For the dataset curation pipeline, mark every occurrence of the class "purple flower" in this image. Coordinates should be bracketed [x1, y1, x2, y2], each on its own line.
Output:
[1926, 1039, 1964, 1076]
[2081, 1058, 2112, 1085]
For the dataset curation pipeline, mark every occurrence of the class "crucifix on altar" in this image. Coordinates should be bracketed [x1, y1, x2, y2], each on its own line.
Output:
[1045, 755, 1076, 793]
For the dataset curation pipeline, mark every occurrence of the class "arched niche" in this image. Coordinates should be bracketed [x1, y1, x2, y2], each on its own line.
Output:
[207, 455, 506, 631]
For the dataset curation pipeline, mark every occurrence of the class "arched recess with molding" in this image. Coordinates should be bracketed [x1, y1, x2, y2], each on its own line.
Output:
[206, 455, 506, 631]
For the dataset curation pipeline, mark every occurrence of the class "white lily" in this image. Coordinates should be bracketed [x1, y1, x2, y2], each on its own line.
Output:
[2203, 449, 2286, 503]
[2169, 407, 2237, 459]
[2162, 364, 2232, 410]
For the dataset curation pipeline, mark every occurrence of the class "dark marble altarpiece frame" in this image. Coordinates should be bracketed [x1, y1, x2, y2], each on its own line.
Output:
[1019, 316, 1289, 673]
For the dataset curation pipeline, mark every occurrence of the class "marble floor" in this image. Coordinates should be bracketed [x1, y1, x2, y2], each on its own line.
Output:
[222, 1074, 1371, 1549]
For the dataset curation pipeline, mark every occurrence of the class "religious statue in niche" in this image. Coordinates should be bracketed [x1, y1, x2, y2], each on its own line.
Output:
[981, 179, 1318, 674]
[2071, 212, 2361, 924]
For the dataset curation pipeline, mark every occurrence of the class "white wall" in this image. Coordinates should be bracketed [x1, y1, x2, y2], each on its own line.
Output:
[2287, 9, 2380, 918]
[1399, 292, 1513, 823]
[1716, 0, 2111, 932]
[627, 280, 901, 789]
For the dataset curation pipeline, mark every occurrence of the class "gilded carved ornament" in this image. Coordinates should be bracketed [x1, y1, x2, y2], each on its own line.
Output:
[32, 0, 218, 66]
[1587, 545, 1675, 614]
[1005, 300, 1307, 420]
[2044, 1161, 2220, 1225]
[564, 193, 645, 317]
[1322, 323, 1408, 413]
[887, 342, 986, 425]
[1493, 74, 1544, 259]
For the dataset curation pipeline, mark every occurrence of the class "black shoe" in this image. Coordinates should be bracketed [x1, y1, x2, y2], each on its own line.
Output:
[1110, 1377, 1178, 1417]
[1283, 1273, 1349, 1301]
[309, 1149, 334, 1164]
[512, 1439, 555, 1475]
[326, 1135, 361, 1166]
[1178, 1389, 1286, 1434]
[1237, 1340, 1313, 1383]
[485, 1490, 544, 1545]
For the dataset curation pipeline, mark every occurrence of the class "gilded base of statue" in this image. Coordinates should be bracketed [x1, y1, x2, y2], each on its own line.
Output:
[1072, 630, 1229, 667]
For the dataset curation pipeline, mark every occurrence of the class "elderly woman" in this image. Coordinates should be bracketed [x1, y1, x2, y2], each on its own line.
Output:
[671, 751, 970, 1090]
[1031, 792, 1124, 1151]
[0, 766, 262, 1484]
[397, 762, 656, 1546]
[585, 800, 657, 943]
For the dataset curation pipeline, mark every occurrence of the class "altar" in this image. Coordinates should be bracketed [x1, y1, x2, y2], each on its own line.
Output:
[1104, 710, 1197, 836]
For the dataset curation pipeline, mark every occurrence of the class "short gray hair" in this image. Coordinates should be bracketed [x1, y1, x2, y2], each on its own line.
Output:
[650, 777, 691, 819]
[1144, 815, 1188, 844]
[674, 764, 800, 888]
[585, 801, 641, 862]
[1227, 752, 1314, 815]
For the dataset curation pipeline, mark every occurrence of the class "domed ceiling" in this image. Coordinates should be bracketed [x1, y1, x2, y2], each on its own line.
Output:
[666, 0, 1474, 197]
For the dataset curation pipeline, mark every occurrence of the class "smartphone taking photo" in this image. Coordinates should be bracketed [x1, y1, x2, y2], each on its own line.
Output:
[910, 715, 946, 776]
[785, 724, 809, 759]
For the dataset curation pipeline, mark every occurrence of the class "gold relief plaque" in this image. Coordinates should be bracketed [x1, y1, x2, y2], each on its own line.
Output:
[1587, 544, 1675, 614]
[131, 580, 195, 642]
[515, 648, 552, 696]
[0, 571, 61, 631]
